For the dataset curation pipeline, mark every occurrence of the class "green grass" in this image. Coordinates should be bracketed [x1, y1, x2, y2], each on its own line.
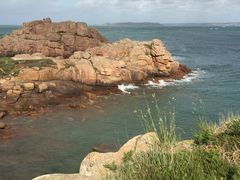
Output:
[104, 162, 118, 172]
[194, 115, 240, 150]
[108, 99, 240, 180]
[0, 57, 56, 78]
[193, 114, 240, 165]
[116, 149, 239, 180]
[0, 57, 18, 78]
[194, 121, 217, 145]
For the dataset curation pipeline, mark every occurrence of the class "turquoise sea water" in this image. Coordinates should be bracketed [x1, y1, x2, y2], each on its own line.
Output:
[0, 25, 240, 179]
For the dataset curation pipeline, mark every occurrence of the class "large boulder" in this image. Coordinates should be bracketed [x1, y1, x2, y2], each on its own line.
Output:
[33, 133, 193, 180]
[0, 18, 108, 58]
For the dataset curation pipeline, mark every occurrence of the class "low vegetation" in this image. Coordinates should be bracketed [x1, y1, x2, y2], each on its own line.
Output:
[0, 57, 56, 78]
[106, 102, 240, 179]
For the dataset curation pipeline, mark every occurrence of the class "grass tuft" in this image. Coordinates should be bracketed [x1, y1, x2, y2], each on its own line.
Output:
[194, 121, 217, 145]
[109, 96, 240, 180]
[0, 57, 56, 78]
[104, 162, 118, 172]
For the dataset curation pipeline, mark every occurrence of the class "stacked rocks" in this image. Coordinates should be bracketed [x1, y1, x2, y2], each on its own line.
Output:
[0, 18, 107, 58]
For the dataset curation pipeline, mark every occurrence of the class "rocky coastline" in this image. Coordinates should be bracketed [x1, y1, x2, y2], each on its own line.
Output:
[0, 18, 191, 131]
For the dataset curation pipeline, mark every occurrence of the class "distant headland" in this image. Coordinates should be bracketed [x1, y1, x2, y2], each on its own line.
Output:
[101, 22, 163, 27]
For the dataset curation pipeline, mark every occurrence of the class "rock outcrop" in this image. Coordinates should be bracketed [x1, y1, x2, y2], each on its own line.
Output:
[33, 132, 193, 180]
[0, 18, 107, 58]
[0, 38, 191, 115]
[13, 39, 190, 86]
[0, 19, 191, 118]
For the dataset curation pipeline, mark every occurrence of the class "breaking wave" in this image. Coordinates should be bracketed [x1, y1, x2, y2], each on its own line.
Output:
[145, 69, 205, 88]
[118, 69, 205, 93]
[118, 84, 139, 94]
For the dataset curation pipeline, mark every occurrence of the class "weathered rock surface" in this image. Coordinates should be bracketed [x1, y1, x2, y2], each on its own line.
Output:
[0, 18, 107, 58]
[0, 38, 190, 116]
[23, 82, 35, 90]
[0, 111, 7, 119]
[33, 132, 193, 180]
[0, 122, 6, 129]
[33, 174, 85, 180]
[13, 39, 191, 86]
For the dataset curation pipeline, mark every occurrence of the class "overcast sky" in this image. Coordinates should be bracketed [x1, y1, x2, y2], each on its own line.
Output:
[1, 0, 240, 25]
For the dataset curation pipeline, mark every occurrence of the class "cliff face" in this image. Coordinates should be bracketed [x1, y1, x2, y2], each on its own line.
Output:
[0, 18, 107, 58]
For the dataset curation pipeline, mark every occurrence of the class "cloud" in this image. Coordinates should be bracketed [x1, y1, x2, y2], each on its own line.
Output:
[0, 0, 239, 24]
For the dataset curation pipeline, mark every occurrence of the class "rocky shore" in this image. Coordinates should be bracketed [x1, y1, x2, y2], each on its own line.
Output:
[0, 18, 191, 129]
[33, 132, 193, 180]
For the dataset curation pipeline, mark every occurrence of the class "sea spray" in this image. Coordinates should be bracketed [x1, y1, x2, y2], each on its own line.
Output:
[145, 69, 205, 88]
[118, 84, 139, 94]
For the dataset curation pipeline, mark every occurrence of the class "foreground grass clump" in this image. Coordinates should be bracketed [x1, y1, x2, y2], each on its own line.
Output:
[0, 57, 56, 78]
[109, 105, 240, 180]
[117, 149, 239, 180]
[194, 114, 240, 165]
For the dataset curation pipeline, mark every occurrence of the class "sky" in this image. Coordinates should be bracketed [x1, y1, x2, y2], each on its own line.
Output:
[0, 0, 240, 25]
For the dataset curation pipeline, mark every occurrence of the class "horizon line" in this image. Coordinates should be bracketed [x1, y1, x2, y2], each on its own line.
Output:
[1, 21, 240, 26]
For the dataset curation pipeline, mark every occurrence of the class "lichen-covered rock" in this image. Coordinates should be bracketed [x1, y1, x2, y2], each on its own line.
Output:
[0, 18, 107, 58]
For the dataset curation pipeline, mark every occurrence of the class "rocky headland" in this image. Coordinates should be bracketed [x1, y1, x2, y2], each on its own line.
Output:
[0, 18, 191, 125]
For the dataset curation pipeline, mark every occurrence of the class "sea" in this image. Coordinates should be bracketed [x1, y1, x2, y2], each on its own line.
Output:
[0, 24, 240, 179]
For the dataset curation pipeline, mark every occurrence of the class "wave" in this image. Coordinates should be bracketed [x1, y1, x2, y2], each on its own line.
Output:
[118, 84, 139, 94]
[145, 79, 170, 88]
[146, 69, 205, 88]
[118, 69, 205, 93]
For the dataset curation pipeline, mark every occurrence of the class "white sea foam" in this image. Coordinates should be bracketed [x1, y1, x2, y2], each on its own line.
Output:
[118, 69, 205, 93]
[146, 80, 172, 88]
[118, 84, 139, 94]
[176, 69, 205, 83]
[172, 56, 185, 60]
[145, 69, 205, 88]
